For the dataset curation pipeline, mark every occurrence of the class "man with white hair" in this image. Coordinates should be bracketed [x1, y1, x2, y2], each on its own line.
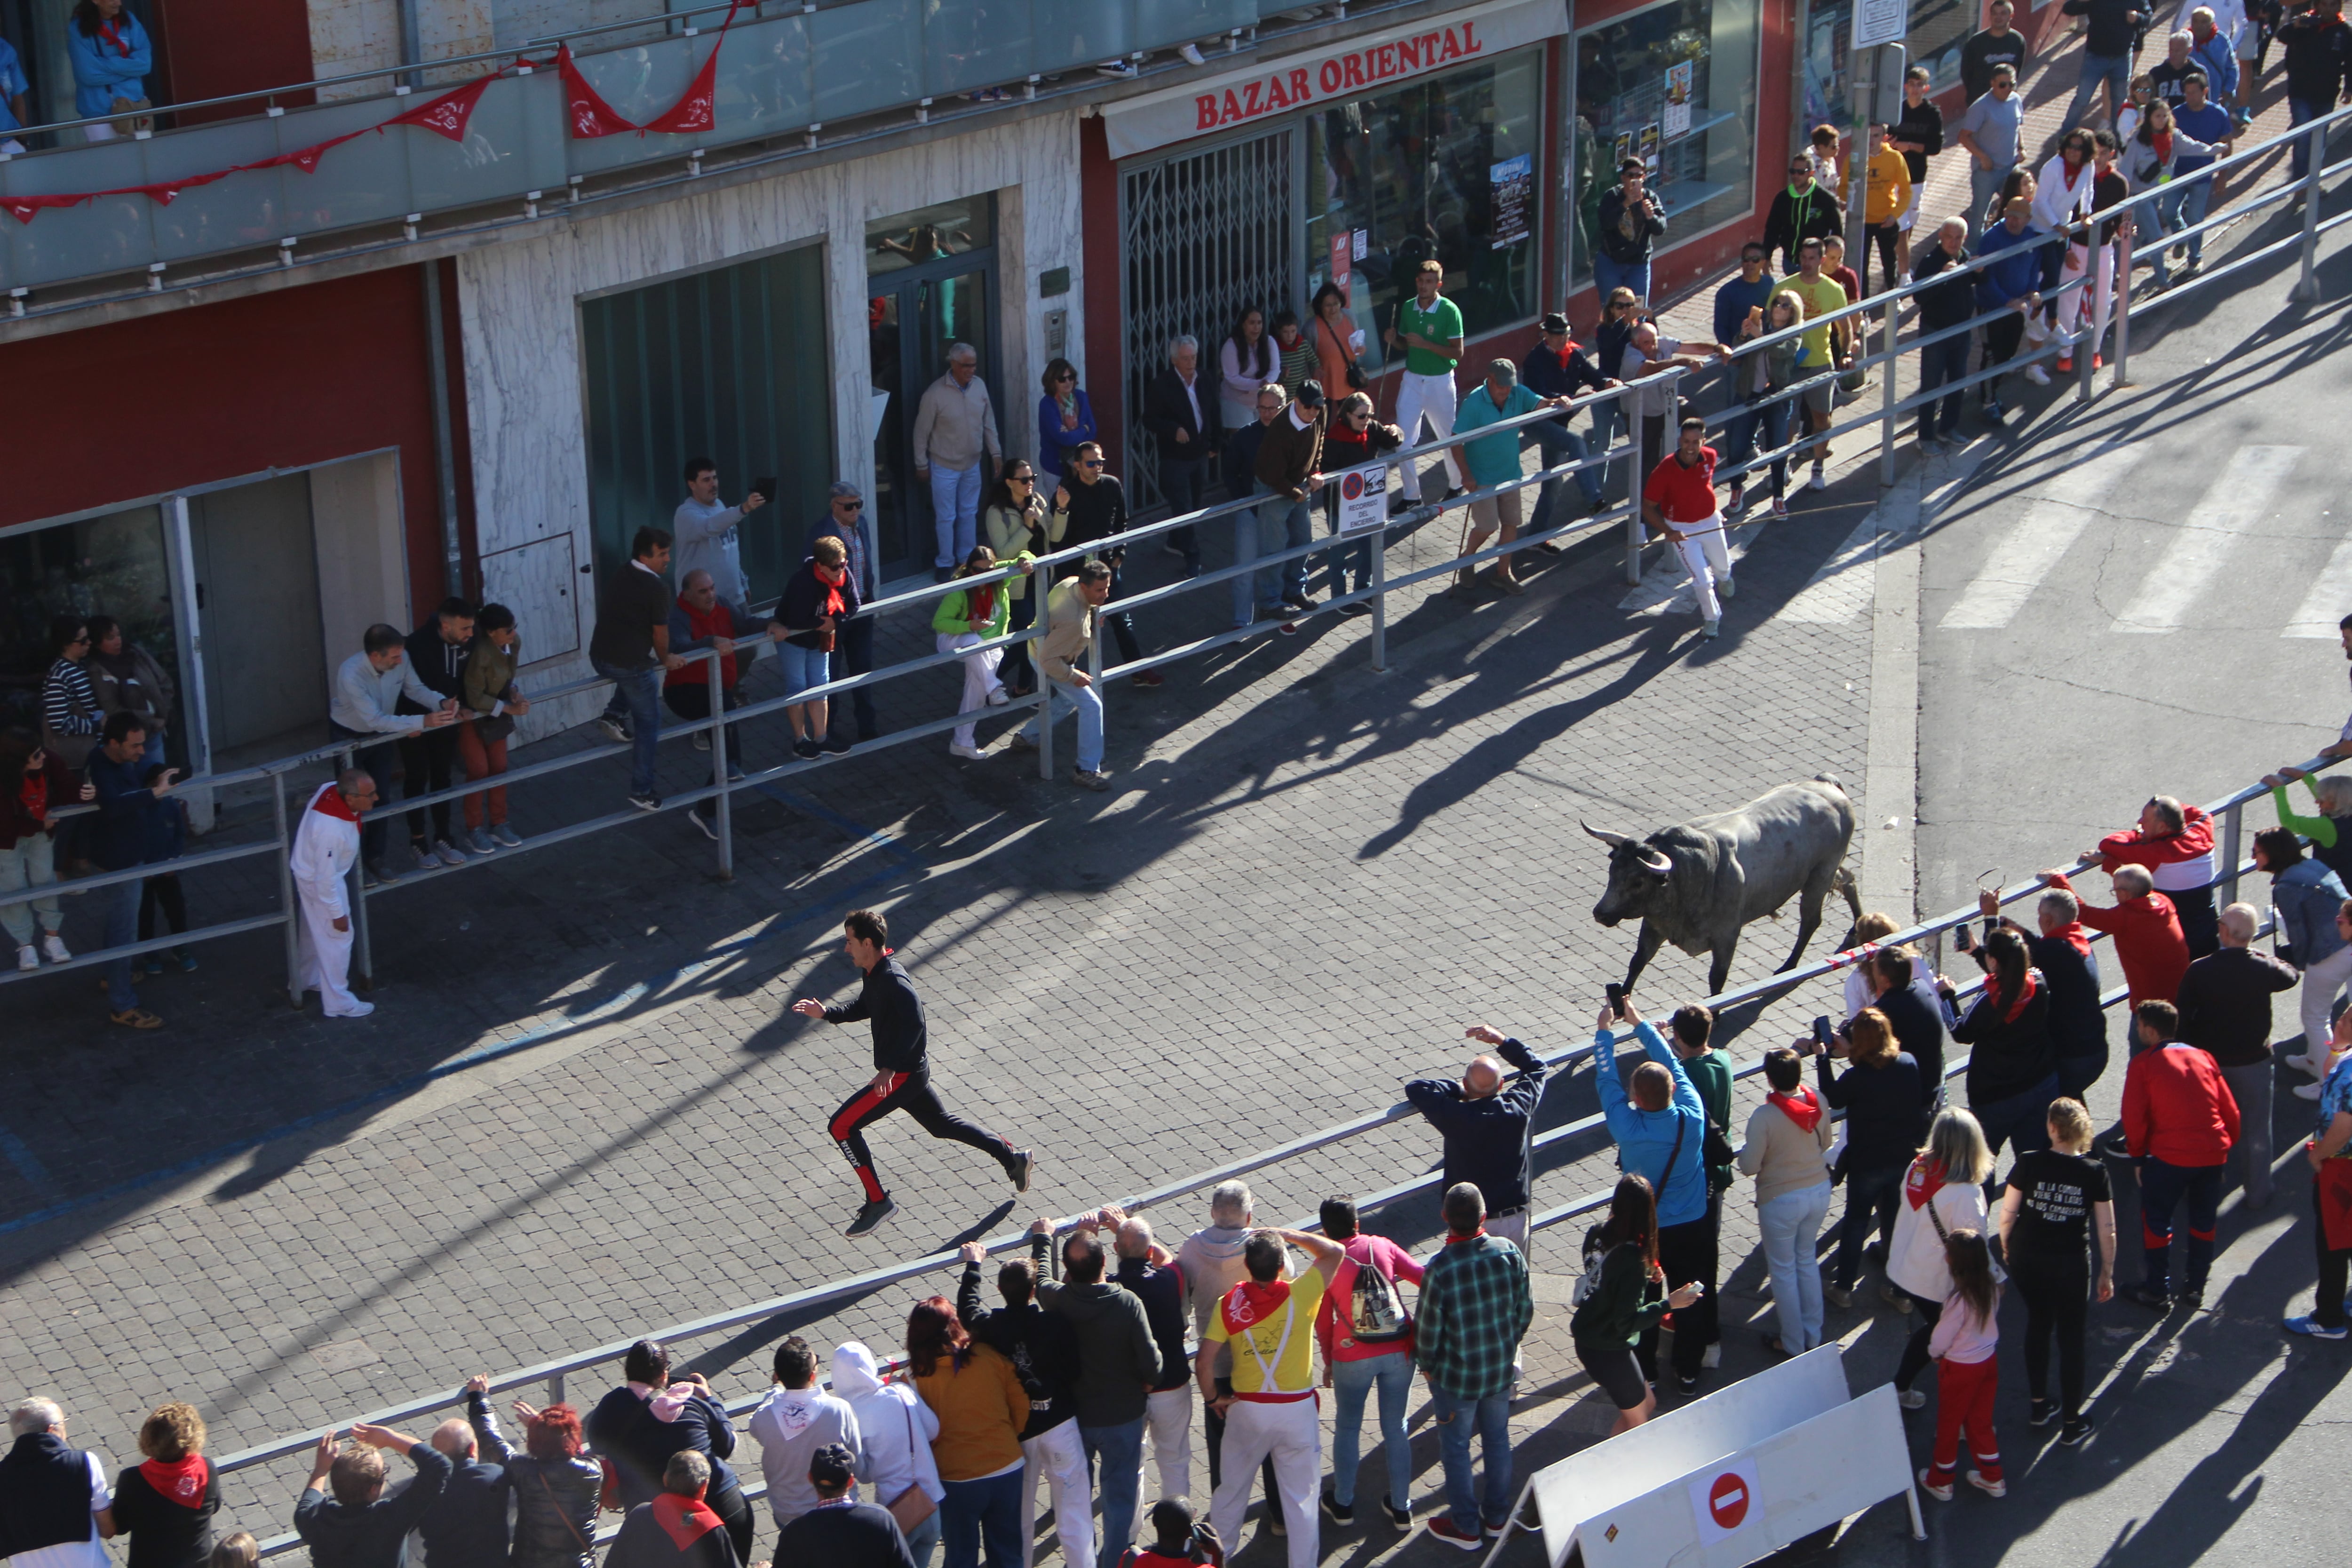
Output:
[2174, 900, 2298, 1207]
[2176, 0, 2254, 121]
[416, 1414, 509, 1568]
[1175, 1183, 1275, 1519]
[1909, 217, 1976, 452]
[2040, 865, 2192, 1017]
[2149, 27, 2205, 103]
[1404, 1026, 1549, 1260]
[2093, 794, 2220, 957]
[1099, 1207, 1193, 1503]
[912, 343, 1002, 581]
[0, 1399, 114, 1568]
[290, 768, 379, 1019]
[1142, 334, 1220, 574]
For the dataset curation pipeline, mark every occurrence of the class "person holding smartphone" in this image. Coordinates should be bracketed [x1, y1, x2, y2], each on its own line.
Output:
[1592, 997, 1714, 1393]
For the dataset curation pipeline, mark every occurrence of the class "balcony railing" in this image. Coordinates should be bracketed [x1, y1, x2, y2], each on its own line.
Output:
[0, 0, 1264, 299]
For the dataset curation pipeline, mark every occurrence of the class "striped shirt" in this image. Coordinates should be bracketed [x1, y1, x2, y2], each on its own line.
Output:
[41, 659, 102, 738]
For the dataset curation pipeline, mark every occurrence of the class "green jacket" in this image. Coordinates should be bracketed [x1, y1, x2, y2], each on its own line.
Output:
[1690, 1050, 1735, 1194]
[2273, 780, 2340, 849]
[1569, 1241, 1666, 1347]
[931, 572, 1020, 639]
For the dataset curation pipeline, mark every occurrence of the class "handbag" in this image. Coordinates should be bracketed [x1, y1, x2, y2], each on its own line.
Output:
[1325, 317, 1369, 391]
[883, 1394, 938, 1535]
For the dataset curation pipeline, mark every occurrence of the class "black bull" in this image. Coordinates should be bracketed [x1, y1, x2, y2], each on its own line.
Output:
[1586, 774, 1864, 997]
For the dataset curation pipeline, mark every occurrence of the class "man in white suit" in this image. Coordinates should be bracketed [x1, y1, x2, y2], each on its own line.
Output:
[291, 767, 378, 1018]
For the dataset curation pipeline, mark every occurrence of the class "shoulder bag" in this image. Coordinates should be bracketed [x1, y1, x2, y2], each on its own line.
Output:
[884, 1393, 939, 1535]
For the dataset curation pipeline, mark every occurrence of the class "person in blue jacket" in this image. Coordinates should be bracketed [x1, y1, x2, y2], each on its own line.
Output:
[1034, 358, 1097, 490]
[68, 0, 152, 141]
[1593, 997, 1712, 1392]
[1972, 195, 2047, 425]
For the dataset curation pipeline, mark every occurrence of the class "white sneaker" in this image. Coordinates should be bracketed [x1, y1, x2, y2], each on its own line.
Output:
[949, 743, 987, 760]
[14, 946, 34, 973]
[326, 1001, 377, 1019]
[985, 685, 1010, 707]
[1701, 1343, 1722, 1369]
[692, 731, 710, 751]
[1717, 576, 1736, 601]
[41, 934, 72, 964]
[2296, 1082, 2325, 1100]
[1701, 618, 1722, 639]
[1808, 466, 1828, 491]
[1898, 1387, 1927, 1410]
[2025, 363, 2053, 386]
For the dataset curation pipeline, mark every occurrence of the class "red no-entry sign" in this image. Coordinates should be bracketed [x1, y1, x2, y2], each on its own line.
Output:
[1707, 1470, 1750, 1531]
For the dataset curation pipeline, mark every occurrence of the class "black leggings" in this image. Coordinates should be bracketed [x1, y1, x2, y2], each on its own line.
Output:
[826, 1069, 1016, 1202]
[2010, 1255, 2090, 1416]
[1639, 1207, 1721, 1382]
[1865, 222, 1904, 297]
[1893, 1287, 1946, 1391]
[138, 873, 186, 944]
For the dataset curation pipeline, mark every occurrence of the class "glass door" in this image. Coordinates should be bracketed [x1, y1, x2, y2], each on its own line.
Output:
[866, 198, 997, 580]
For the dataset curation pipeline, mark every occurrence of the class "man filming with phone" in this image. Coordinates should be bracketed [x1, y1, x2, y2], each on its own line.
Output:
[1592, 992, 1715, 1393]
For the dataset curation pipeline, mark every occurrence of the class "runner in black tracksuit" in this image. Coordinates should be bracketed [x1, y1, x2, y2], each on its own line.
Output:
[792, 909, 1033, 1237]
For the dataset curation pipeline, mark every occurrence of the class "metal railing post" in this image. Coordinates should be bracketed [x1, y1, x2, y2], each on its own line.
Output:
[1035, 585, 1055, 780]
[272, 771, 302, 1007]
[1878, 297, 1898, 486]
[2222, 800, 2243, 905]
[343, 746, 373, 991]
[2074, 288, 2097, 404]
[1623, 386, 1646, 585]
[546, 1372, 564, 1407]
[1368, 494, 1389, 673]
[707, 648, 733, 881]
[2296, 117, 2327, 302]
[2111, 221, 2134, 388]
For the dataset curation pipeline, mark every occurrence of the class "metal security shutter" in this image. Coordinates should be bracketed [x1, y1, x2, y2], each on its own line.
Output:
[1119, 127, 1297, 509]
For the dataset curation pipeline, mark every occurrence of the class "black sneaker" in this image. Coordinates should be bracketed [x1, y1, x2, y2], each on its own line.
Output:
[1676, 1373, 1700, 1395]
[1321, 1491, 1353, 1527]
[1284, 593, 1317, 612]
[2130, 1284, 2173, 1312]
[2028, 1398, 2058, 1428]
[1007, 1149, 1034, 1193]
[844, 1198, 898, 1238]
[823, 732, 854, 755]
[1383, 1497, 1412, 1528]
[2058, 1414, 2095, 1447]
[626, 792, 660, 813]
[793, 736, 823, 759]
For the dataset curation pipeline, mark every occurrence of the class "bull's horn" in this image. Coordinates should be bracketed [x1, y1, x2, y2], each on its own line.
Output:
[1638, 849, 1673, 874]
[1580, 819, 1631, 848]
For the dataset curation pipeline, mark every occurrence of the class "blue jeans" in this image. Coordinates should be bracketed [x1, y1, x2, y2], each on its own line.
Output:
[1279, 486, 1317, 599]
[1430, 1385, 1514, 1533]
[774, 640, 830, 700]
[1759, 1180, 1834, 1352]
[2069, 51, 2130, 127]
[591, 660, 661, 797]
[1733, 389, 1792, 498]
[904, 1511, 940, 1568]
[1970, 161, 2013, 233]
[1020, 675, 1104, 773]
[1592, 252, 1653, 304]
[2139, 1155, 2223, 1295]
[928, 461, 983, 570]
[1330, 1351, 1413, 1510]
[1526, 421, 1604, 536]
[940, 1468, 1025, 1568]
[1159, 453, 1210, 569]
[1915, 330, 1973, 437]
[1834, 1160, 1906, 1290]
[1240, 481, 1295, 624]
[1321, 489, 1376, 596]
[1080, 1419, 1144, 1568]
[104, 872, 143, 1011]
[2290, 96, 2327, 181]
[2134, 191, 2173, 286]
[2165, 175, 2215, 266]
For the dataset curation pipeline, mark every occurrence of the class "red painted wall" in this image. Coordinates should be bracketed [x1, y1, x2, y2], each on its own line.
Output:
[1079, 115, 1127, 479]
[0, 265, 461, 624]
[149, 0, 318, 123]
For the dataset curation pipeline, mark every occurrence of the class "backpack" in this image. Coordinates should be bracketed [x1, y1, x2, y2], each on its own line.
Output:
[1570, 1224, 1612, 1308]
[1344, 1241, 1411, 1344]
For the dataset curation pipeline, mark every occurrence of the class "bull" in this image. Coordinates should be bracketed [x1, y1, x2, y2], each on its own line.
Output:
[1584, 774, 1863, 997]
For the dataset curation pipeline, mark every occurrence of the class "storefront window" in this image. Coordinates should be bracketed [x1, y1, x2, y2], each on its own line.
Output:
[1304, 48, 1543, 369]
[0, 508, 184, 741]
[1574, 0, 1763, 287]
[1907, 0, 1972, 93]
[865, 196, 994, 277]
[1805, 0, 1966, 132]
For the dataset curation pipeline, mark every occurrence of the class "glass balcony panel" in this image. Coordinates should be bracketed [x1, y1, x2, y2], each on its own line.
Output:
[811, 0, 923, 123]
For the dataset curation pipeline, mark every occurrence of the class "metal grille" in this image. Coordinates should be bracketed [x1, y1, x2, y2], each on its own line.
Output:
[1119, 128, 1296, 509]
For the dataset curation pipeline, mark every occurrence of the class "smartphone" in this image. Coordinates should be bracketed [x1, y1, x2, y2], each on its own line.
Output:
[1606, 982, 1626, 1018]
[1811, 1015, 1835, 1049]
[749, 476, 777, 504]
[1953, 922, 1975, 953]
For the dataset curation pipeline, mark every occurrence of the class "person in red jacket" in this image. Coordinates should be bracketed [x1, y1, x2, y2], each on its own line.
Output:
[2041, 866, 2189, 1014]
[2120, 999, 2240, 1312]
[2089, 796, 2219, 958]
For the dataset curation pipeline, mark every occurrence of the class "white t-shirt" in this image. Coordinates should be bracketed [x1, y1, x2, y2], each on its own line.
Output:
[6, 1452, 112, 1568]
[1621, 336, 1685, 418]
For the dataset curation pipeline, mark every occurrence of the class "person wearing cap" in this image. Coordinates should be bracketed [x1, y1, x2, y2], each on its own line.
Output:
[771, 1442, 914, 1568]
[1640, 416, 1732, 639]
[1449, 359, 1575, 598]
[1518, 313, 1615, 541]
[1248, 379, 1329, 626]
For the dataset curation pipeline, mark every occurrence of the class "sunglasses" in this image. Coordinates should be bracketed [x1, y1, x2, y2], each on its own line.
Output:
[1053, 372, 1076, 382]
[1008, 474, 1035, 484]
[1079, 459, 1105, 470]
[835, 500, 864, 511]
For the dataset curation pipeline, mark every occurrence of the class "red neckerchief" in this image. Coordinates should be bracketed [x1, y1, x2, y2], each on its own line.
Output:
[2000, 968, 2039, 1024]
[967, 582, 996, 624]
[1545, 344, 1575, 371]
[813, 563, 847, 620]
[99, 18, 133, 56]
[311, 785, 359, 824]
[2154, 129, 2173, 162]
[1904, 1154, 1948, 1211]
[2050, 921, 2093, 958]
[674, 596, 739, 685]
[1219, 1278, 1292, 1337]
[651, 1493, 723, 1552]
[1769, 1084, 1823, 1132]
[138, 1456, 207, 1508]
[1445, 1228, 1490, 1245]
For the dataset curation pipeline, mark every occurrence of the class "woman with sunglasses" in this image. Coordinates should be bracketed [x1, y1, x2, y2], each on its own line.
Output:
[1592, 288, 1648, 493]
[1318, 392, 1401, 615]
[1033, 357, 1096, 491]
[982, 462, 1059, 699]
[39, 614, 105, 771]
[2030, 130, 2098, 341]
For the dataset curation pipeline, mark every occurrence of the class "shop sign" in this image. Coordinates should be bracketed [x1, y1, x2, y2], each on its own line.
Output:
[1104, 0, 1567, 159]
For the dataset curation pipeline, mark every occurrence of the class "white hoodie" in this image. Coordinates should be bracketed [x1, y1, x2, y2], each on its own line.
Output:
[749, 1381, 861, 1528]
[830, 1341, 944, 1507]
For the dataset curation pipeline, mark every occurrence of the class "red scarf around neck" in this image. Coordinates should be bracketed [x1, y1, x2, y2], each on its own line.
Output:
[311, 784, 359, 823]
[1219, 1278, 1291, 1337]
[813, 564, 847, 620]
[1904, 1154, 1948, 1211]
[2049, 921, 2094, 959]
[651, 1493, 723, 1552]
[1999, 968, 2040, 1023]
[138, 1455, 207, 1508]
[17, 770, 47, 824]
[967, 582, 996, 624]
[1770, 1084, 1823, 1132]
[99, 17, 134, 56]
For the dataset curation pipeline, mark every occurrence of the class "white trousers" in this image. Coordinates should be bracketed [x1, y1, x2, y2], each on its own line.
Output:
[1139, 1385, 1194, 1503]
[2057, 240, 2116, 354]
[2298, 942, 2352, 1068]
[1394, 370, 1462, 500]
[1020, 1418, 1092, 1568]
[295, 897, 365, 1017]
[1671, 516, 1732, 623]
[1209, 1398, 1319, 1568]
[935, 631, 1003, 748]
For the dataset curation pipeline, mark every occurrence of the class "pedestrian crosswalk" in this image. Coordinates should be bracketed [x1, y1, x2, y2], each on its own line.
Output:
[1937, 446, 2137, 631]
[2114, 447, 2301, 634]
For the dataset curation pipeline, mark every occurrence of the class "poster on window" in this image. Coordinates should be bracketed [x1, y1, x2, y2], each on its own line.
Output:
[1638, 122, 1661, 175]
[1489, 154, 1532, 250]
[1662, 61, 1694, 139]
[1330, 232, 1352, 299]
[1613, 131, 1632, 168]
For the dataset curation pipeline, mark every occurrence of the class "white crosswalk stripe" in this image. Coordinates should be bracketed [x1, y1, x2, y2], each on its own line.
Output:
[2286, 533, 2352, 638]
[2114, 446, 2302, 633]
[1938, 445, 2137, 630]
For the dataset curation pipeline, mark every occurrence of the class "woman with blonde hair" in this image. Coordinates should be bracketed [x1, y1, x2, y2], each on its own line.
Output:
[1812, 1006, 1924, 1307]
[206, 1534, 258, 1568]
[1999, 1097, 2114, 1446]
[111, 1402, 220, 1568]
[1885, 1108, 1994, 1409]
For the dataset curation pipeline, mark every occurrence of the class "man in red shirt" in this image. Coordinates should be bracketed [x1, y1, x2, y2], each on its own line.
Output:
[2120, 999, 2240, 1312]
[1640, 416, 1732, 639]
[2089, 796, 2219, 957]
[2040, 865, 2189, 1012]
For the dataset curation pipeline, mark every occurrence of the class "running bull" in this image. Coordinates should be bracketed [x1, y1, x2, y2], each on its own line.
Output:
[1585, 774, 1863, 996]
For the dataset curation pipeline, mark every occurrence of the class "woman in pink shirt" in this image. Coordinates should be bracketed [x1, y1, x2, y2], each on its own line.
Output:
[1920, 1229, 2005, 1502]
[1312, 1196, 1425, 1527]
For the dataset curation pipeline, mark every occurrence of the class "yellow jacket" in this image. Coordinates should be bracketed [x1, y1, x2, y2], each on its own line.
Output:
[1851, 146, 1913, 227]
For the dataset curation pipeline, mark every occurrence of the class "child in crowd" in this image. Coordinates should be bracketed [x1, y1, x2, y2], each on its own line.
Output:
[1921, 1228, 2006, 1500]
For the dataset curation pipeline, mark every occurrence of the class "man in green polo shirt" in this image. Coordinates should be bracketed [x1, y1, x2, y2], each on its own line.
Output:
[1383, 259, 1465, 511]
[1449, 360, 1573, 599]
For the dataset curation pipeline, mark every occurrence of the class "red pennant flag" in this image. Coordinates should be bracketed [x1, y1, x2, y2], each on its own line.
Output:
[384, 73, 494, 142]
[639, 43, 718, 135]
[557, 43, 637, 138]
[2, 192, 89, 224]
[138, 170, 228, 205]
